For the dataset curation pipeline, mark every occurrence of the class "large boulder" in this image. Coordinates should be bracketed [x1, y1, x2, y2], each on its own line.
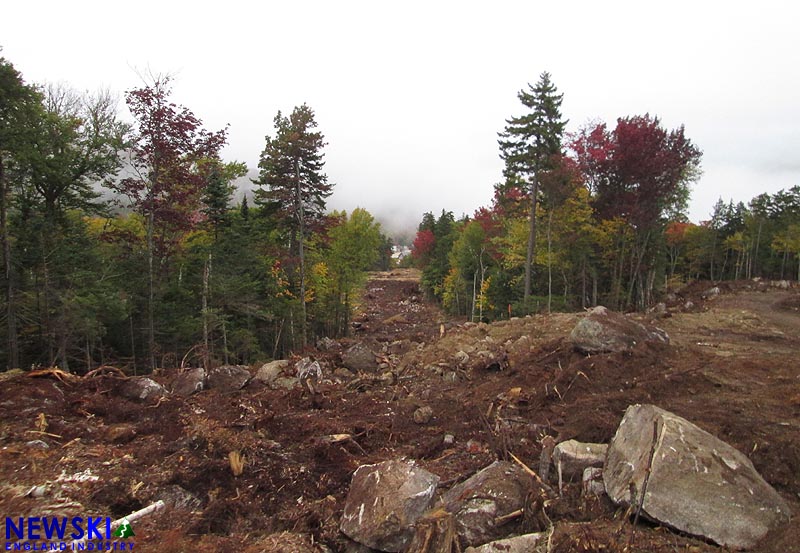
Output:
[340, 459, 439, 552]
[441, 461, 537, 548]
[120, 377, 167, 401]
[207, 365, 251, 391]
[342, 342, 379, 373]
[604, 404, 792, 549]
[569, 306, 669, 354]
[172, 367, 206, 397]
[253, 360, 290, 384]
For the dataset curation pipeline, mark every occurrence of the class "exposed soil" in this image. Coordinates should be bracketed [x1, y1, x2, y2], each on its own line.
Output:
[1, 270, 798, 552]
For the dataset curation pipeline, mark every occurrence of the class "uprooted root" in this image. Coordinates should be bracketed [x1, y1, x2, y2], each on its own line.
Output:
[405, 508, 462, 553]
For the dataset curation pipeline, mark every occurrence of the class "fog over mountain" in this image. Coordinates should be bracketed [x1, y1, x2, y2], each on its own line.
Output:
[6, 1, 796, 238]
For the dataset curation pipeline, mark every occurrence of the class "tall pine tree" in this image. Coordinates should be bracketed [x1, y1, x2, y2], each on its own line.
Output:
[498, 72, 567, 303]
[253, 104, 332, 349]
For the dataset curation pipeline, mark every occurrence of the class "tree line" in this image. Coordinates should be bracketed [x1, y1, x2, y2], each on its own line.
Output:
[411, 72, 799, 320]
[0, 55, 390, 372]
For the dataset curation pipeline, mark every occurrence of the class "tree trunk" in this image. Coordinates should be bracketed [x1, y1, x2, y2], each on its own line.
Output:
[295, 161, 307, 349]
[202, 253, 210, 369]
[129, 315, 137, 375]
[147, 209, 156, 371]
[222, 318, 229, 365]
[0, 155, 19, 369]
[524, 174, 539, 303]
[546, 210, 553, 313]
[471, 270, 477, 322]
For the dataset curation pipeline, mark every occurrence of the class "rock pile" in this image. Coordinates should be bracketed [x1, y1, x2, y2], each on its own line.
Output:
[339, 404, 791, 551]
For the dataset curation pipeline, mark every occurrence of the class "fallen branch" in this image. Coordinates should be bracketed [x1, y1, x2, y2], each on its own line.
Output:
[25, 430, 63, 439]
[84, 366, 128, 379]
[509, 451, 554, 496]
[495, 508, 524, 525]
[26, 368, 78, 384]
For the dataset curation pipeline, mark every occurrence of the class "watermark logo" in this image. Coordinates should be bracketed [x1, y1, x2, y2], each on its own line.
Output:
[4, 516, 135, 550]
[112, 520, 134, 539]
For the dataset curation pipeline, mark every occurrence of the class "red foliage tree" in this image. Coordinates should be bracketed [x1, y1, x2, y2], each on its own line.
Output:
[411, 229, 436, 266]
[112, 75, 228, 370]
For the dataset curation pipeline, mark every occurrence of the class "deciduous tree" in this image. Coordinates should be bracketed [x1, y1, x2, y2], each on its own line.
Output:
[112, 75, 227, 370]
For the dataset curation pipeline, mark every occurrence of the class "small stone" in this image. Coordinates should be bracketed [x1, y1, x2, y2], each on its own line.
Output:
[453, 351, 469, 366]
[413, 406, 433, 425]
[464, 532, 546, 553]
[582, 467, 605, 497]
[272, 376, 299, 390]
[443, 434, 455, 445]
[25, 440, 49, 449]
[465, 439, 483, 453]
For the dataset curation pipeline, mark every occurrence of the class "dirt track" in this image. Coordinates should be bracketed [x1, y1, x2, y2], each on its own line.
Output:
[0, 271, 798, 552]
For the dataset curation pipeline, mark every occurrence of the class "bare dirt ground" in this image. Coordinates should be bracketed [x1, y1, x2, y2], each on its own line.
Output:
[1, 270, 798, 552]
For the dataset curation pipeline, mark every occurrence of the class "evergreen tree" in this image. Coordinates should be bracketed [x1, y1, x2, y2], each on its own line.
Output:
[201, 160, 247, 237]
[252, 104, 332, 349]
[498, 72, 567, 303]
[0, 54, 42, 369]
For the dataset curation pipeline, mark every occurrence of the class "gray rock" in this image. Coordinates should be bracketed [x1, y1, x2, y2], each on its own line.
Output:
[120, 377, 167, 401]
[341, 459, 439, 552]
[604, 404, 792, 549]
[464, 532, 546, 553]
[254, 360, 289, 384]
[272, 376, 299, 390]
[296, 357, 322, 380]
[317, 336, 339, 351]
[453, 350, 470, 366]
[334, 367, 354, 380]
[582, 467, 605, 497]
[569, 306, 669, 354]
[159, 484, 203, 511]
[552, 440, 607, 492]
[207, 365, 250, 391]
[342, 343, 378, 373]
[413, 406, 433, 425]
[172, 367, 206, 396]
[703, 286, 721, 298]
[441, 461, 536, 548]
[25, 440, 49, 449]
[342, 538, 378, 553]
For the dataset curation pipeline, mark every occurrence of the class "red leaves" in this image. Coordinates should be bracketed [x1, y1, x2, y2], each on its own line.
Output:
[571, 114, 701, 229]
[412, 229, 436, 264]
[112, 76, 228, 256]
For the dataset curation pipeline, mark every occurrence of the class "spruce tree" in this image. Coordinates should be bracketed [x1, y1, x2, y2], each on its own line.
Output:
[498, 72, 567, 303]
[252, 104, 332, 349]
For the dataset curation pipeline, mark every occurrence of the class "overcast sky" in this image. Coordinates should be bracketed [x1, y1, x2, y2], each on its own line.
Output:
[3, 1, 798, 237]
